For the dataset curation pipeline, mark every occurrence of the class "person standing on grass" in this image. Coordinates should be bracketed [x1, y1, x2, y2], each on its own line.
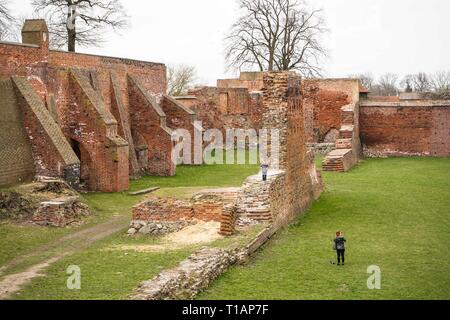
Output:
[261, 163, 269, 181]
[334, 231, 347, 266]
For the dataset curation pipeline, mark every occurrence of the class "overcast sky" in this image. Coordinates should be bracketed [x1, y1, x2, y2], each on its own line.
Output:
[10, 0, 450, 85]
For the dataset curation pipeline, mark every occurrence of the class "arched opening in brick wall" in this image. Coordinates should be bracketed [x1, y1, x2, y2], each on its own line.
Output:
[70, 139, 93, 190]
[323, 128, 340, 143]
[132, 131, 149, 172]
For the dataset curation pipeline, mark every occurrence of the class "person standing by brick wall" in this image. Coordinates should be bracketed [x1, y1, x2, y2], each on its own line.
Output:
[261, 163, 269, 181]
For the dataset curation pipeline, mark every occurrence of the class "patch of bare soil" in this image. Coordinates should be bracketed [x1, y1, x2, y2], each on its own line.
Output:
[0, 256, 63, 299]
[165, 220, 222, 245]
[109, 220, 223, 253]
[0, 215, 129, 300]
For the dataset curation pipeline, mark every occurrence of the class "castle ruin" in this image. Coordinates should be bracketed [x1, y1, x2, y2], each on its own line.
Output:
[1, 19, 449, 233]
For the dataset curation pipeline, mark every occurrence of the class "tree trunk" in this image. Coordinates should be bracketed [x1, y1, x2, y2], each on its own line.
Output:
[67, 27, 76, 52]
[67, 4, 76, 52]
[268, 51, 274, 71]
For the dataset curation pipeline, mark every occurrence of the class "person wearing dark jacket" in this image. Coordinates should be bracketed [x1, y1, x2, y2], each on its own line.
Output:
[334, 231, 347, 266]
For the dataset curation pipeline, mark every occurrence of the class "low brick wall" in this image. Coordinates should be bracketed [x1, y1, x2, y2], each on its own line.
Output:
[307, 143, 336, 155]
[129, 215, 298, 300]
[130, 188, 240, 236]
[128, 220, 190, 236]
[32, 196, 91, 227]
[360, 101, 450, 157]
[130, 248, 237, 300]
[0, 180, 91, 227]
[132, 197, 194, 222]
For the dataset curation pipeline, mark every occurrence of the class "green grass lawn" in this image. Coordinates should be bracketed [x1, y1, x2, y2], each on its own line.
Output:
[0, 161, 259, 269]
[198, 157, 450, 300]
[4, 156, 449, 300]
[2, 161, 259, 300]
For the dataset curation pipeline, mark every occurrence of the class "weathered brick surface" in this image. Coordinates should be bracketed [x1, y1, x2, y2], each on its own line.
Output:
[217, 71, 264, 92]
[177, 85, 264, 133]
[302, 79, 360, 143]
[219, 204, 237, 236]
[32, 196, 91, 227]
[67, 69, 129, 191]
[131, 248, 237, 300]
[131, 188, 241, 236]
[160, 95, 197, 164]
[132, 197, 195, 222]
[0, 79, 35, 186]
[128, 75, 175, 176]
[110, 72, 139, 177]
[161, 95, 196, 131]
[0, 23, 186, 191]
[302, 79, 362, 172]
[360, 101, 450, 157]
[261, 72, 323, 225]
[12, 76, 80, 186]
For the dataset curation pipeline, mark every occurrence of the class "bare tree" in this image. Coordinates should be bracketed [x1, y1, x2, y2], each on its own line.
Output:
[430, 70, 450, 94]
[226, 0, 327, 77]
[349, 73, 374, 90]
[32, 0, 129, 52]
[400, 75, 413, 93]
[167, 65, 197, 97]
[401, 73, 431, 93]
[407, 73, 432, 92]
[0, 0, 14, 40]
[376, 73, 399, 96]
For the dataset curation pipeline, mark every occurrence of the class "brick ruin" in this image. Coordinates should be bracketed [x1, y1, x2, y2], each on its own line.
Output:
[360, 95, 450, 157]
[131, 72, 324, 236]
[302, 79, 363, 172]
[1, 19, 449, 231]
[302, 80, 450, 165]
[175, 72, 265, 133]
[177, 73, 449, 173]
[0, 19, 196, 192]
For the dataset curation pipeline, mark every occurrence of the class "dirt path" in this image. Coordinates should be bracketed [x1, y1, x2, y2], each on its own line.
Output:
[0, 215, 129, 299]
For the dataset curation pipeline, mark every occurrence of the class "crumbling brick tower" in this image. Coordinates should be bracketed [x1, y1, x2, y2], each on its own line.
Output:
[261, 72, 323, 225]
[0, 19, 197, 191]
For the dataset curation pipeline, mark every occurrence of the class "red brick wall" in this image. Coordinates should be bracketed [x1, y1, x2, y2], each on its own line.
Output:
[15, 83, 70, 179]
[128, 77, 175, 176]
[0, 79, 36, 186]
[360, 102, 450, 157]
[161, 96, 195, 131]
[217, 72, 264, 92]
[302, 79, 360, 143]
[0, 41, 171, 191]
[183, 86, 264, 132]
[132, 197, 223, 223]
[261, 72, 322, 225]
[67, 71, 129, 191]
[0, 44, 47, 80]
[48, 51, 166, 115]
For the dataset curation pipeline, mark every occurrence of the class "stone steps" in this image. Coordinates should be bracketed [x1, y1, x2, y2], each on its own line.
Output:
[322, 149, 353, 172]
[234, 170, 283, 226]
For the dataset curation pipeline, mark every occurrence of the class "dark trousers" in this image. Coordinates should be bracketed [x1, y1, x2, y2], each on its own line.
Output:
[262, 174, 267, 181]
[337, 249, 345, 264]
